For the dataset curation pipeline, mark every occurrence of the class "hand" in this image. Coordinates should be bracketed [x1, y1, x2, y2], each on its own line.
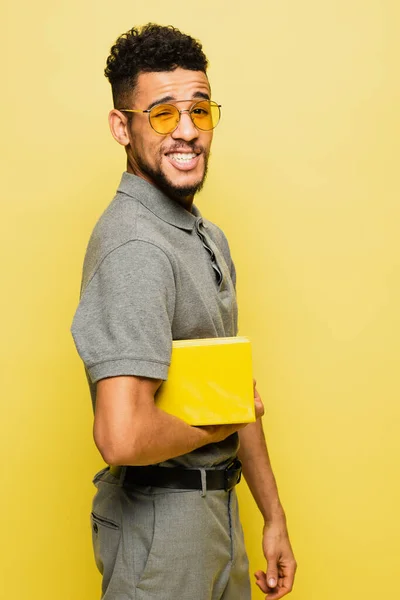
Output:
[254, 378, 265, 419]
[199, 421, 249, 443]
[197, 379, 264, 441]
[254, 521, 297, 599]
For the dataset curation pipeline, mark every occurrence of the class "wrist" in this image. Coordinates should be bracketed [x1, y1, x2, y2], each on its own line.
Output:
[193, 424, 220, 445]
[262, 504, 287, 527]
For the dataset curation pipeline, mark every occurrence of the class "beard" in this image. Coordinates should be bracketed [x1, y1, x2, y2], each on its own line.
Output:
[135, 143, 210, 200]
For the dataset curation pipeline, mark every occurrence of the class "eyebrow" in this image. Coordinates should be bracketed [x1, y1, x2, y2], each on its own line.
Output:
[146, 91, 210, 111]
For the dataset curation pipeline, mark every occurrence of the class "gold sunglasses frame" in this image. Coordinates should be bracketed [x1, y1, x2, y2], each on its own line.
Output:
[118, 99, 222, 135]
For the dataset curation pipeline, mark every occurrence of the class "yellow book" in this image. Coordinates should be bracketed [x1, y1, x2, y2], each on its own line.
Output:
[155, 336, 255, 426]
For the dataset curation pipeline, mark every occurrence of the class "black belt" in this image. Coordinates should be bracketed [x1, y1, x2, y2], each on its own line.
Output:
[109, 458, 242, 491]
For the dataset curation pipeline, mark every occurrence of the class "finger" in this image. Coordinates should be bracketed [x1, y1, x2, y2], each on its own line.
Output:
[266, 557, 279, 590]
[262, 581, 293, 600]
[254, 570, 268, 594]
[266, 570, 296, 599]
[254, 385, 261, 402]
[280, 559, 297, 591]
[255, 400, 265, 419]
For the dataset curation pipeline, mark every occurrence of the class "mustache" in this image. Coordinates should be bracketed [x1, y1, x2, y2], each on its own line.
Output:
[162, 142, 205, 154]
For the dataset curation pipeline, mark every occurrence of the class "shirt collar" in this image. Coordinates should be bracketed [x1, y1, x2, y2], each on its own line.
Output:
[117, 171, 202, 231]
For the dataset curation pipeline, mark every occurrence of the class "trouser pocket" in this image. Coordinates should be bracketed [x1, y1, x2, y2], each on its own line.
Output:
[91, 511, 120, 531]
[92, 466, 110, 486]
[91, 482, 157, 598]
[90, 508, 122, 597]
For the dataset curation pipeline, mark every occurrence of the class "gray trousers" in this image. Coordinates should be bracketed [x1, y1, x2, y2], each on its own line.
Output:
[91, 467, 251, 599]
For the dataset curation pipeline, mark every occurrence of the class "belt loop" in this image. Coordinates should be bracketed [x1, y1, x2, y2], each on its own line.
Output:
[116, 466, 127, 487]
[199, 468, 207, 497]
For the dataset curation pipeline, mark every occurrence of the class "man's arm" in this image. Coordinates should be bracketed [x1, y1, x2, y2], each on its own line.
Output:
[238, 384, 297, 600]
[94, 375, 248, 466]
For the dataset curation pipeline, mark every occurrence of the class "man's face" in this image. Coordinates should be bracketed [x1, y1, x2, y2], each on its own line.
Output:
[122, 68, 214, 204]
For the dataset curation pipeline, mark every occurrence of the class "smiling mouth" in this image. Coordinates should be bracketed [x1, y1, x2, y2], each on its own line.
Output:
[168, 152, 197, 163]
[165, 151, 202, 171]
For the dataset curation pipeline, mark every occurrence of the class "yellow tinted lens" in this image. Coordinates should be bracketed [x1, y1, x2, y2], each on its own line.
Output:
[191, 101, 220, 130]
[150, 104, 179, 133]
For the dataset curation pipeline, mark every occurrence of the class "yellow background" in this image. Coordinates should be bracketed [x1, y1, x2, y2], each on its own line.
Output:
[2, 1, 399, 599]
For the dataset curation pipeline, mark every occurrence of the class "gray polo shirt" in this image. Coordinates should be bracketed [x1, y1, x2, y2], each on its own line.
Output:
[71, 171, 240, 468]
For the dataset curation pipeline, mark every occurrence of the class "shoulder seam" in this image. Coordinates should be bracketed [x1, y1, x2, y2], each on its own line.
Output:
[87, 355, 170, 368]
[82, 238, 173, 296]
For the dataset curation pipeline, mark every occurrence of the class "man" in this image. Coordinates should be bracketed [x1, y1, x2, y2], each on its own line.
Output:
[71, 23, 296, 600]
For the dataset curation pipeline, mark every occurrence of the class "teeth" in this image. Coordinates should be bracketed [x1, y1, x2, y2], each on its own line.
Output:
[169, 153, 196, 162]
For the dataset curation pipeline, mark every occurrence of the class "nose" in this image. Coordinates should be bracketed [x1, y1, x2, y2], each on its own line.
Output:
[171, 110, 199, 142]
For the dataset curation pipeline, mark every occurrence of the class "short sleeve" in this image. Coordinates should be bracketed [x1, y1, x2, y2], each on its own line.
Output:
[70, 240, 175, 383]
[230, 258, 237, 290]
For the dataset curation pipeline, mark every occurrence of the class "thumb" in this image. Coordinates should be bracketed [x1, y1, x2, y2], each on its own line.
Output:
[266, 558, 278, 589]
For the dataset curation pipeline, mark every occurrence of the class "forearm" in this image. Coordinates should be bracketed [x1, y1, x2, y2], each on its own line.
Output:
[95, 375, 243, 467]
[113, 405, 215, 466]
[238, 419, 286, 524]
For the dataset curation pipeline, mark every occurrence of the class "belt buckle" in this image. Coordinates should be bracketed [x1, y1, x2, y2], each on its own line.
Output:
[224, 458, 242, 491]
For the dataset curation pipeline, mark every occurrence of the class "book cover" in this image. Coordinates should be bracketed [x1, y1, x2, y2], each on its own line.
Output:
[155, 336, 255, 425]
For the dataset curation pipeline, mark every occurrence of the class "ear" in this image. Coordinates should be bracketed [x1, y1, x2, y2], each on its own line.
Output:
[108, 109, 131, 146]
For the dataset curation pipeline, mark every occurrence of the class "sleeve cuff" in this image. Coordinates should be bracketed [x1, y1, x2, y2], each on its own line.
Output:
[87, 358, 169, 384]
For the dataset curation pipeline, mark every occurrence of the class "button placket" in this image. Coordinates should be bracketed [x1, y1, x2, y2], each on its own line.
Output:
[195, 218, 224, 287]
[194, 221, 238, 334]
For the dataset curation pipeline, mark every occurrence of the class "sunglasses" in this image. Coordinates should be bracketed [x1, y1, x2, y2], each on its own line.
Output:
[118, 99, 221, 135]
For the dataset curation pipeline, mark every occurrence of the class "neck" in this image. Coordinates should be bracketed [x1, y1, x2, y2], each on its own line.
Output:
[126, 162, 194, 213]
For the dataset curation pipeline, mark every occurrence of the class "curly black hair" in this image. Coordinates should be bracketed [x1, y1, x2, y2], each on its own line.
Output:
[104, 23, 209, 108]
